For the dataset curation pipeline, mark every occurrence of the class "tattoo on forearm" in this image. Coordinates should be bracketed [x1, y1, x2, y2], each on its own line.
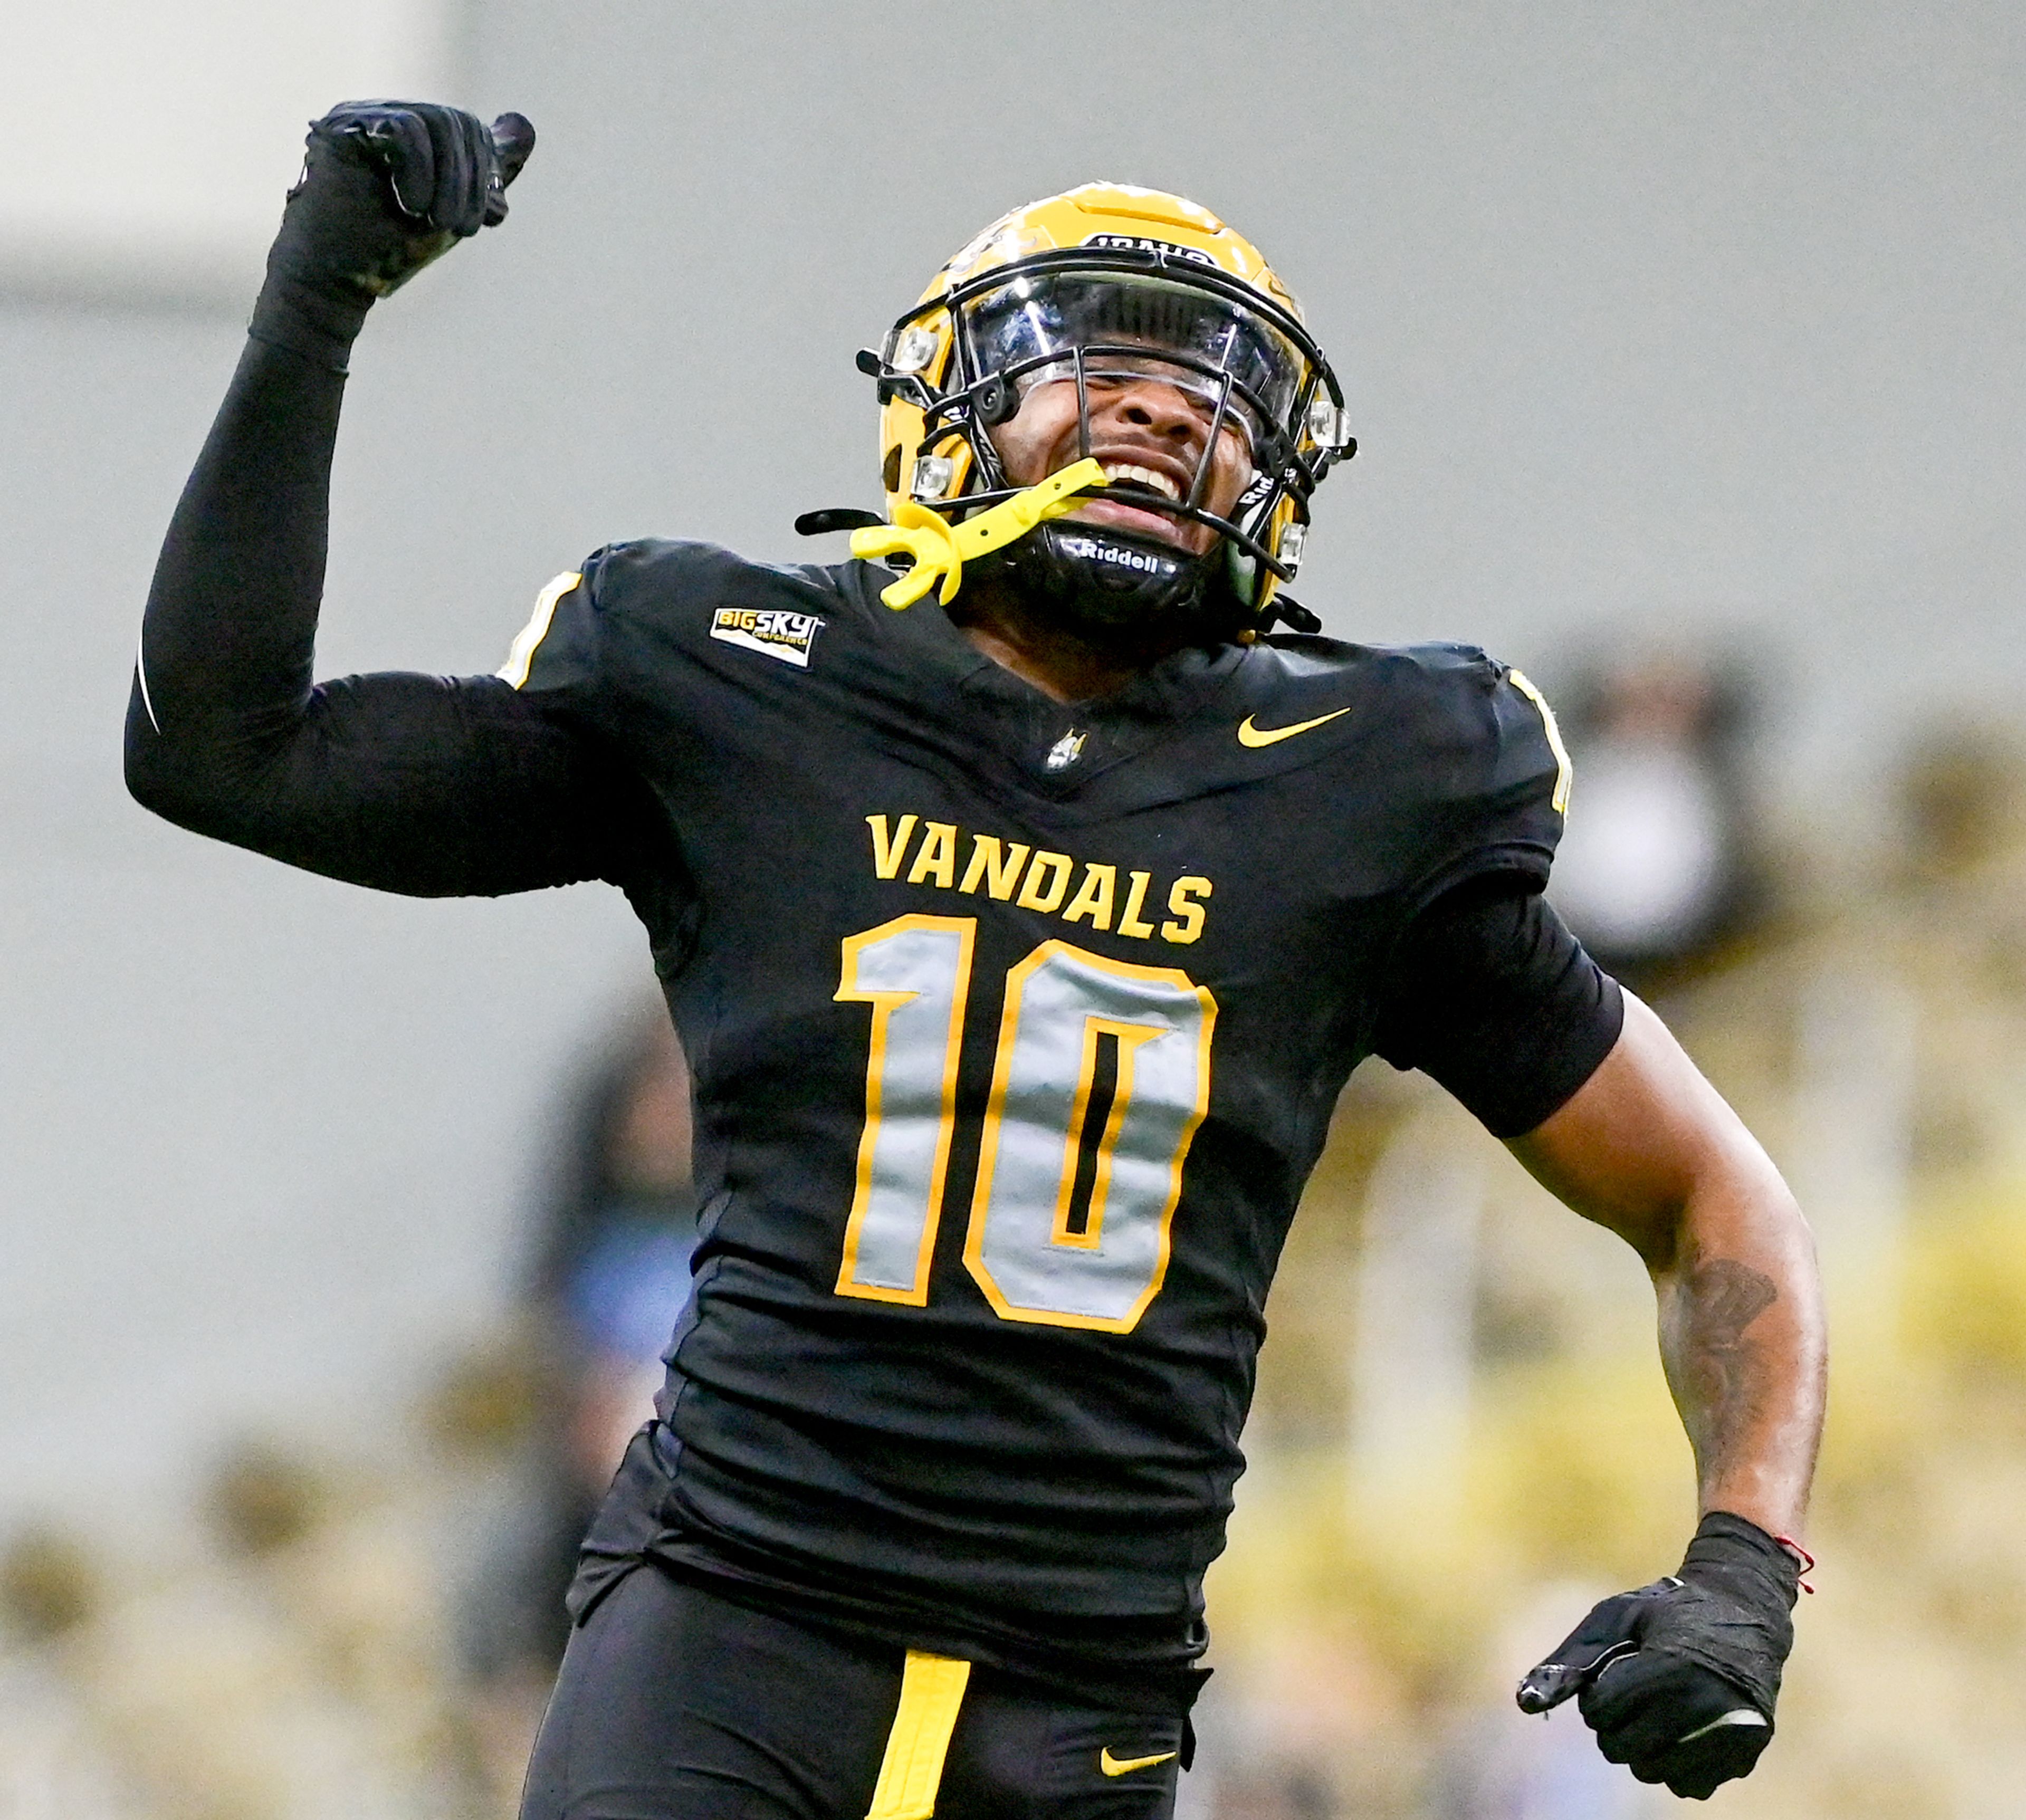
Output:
[1674, 1258, 1779, 1470]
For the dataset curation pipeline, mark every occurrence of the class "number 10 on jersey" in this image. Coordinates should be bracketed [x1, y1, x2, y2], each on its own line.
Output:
[834, 914, 1218, 1333]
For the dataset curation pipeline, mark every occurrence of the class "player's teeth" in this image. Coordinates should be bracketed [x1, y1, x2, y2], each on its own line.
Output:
[1101, 463, 1179, 501]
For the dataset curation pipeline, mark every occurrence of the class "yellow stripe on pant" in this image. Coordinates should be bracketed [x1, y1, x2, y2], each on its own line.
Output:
[866, 1651, 972, 1820]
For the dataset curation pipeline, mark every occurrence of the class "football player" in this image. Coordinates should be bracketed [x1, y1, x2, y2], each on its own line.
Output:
[127, 103, 1826, 1817]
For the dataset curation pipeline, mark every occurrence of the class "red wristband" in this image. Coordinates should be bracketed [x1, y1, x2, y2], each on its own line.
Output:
[1775, 1535, 1816, 1594]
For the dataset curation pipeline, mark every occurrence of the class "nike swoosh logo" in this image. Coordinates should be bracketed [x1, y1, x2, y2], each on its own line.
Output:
[1100, 1748, 1178, 1777]
[1236, 707, 1352, 747]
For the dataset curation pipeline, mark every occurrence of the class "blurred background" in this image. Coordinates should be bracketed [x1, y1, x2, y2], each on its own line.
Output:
[4, 2, 2024, 1814]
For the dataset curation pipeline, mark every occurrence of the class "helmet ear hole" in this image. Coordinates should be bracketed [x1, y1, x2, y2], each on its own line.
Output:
[881, 446, 903, 495]
[972, 375, 1018, 426]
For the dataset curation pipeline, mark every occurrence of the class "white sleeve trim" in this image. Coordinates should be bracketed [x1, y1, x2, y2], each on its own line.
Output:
[496, 570, 584, 689]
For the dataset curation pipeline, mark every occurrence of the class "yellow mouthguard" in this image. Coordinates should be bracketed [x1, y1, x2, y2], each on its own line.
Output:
[850, 458, 1110, 609]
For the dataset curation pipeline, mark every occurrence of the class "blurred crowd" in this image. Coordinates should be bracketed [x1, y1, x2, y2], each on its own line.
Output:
[0, 1009, 699, 1819]
[7, 646, 2026, 1818]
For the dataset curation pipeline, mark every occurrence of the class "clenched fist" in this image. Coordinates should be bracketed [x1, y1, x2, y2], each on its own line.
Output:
[1516, 1511, 1801, 1800]
[249, 101, 536, 370]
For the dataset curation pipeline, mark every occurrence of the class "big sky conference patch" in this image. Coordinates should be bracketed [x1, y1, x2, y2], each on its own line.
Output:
[709, 607, 826, 668]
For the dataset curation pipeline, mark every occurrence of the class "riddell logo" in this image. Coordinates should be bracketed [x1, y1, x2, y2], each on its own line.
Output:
[709, 607, 825, 668]
[1057, 534, 1167, 576]
[1084, 232, 1217, 269]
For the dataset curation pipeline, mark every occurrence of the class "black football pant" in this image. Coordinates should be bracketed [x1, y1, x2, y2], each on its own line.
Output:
[519, 1562, 1188, 1820]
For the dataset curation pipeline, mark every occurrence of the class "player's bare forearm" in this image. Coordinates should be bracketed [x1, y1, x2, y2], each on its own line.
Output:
[1507, 994, 1827, 1537]
[1651, 1149, 1821, 1536]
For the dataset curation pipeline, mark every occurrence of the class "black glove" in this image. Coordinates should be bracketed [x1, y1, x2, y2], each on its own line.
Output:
[249, 101, 536, 371]
[1515, 1511, 1800, 1800]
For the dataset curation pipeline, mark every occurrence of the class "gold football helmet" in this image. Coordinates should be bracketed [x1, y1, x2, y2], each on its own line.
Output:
[860, 183, 1353, 632]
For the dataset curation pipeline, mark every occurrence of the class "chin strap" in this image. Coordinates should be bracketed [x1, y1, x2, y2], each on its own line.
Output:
[850, 458, 1109, 610]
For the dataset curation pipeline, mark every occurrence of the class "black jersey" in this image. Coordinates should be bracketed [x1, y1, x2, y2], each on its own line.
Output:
[129, 334, 1614, 1710]
[494, 540, 1571, 1652]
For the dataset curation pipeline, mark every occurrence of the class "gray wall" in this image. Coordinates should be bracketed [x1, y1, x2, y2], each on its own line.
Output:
[5, 1, 2022, 1535]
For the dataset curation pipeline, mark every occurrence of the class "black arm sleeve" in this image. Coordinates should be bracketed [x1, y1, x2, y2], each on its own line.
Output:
[125, 332, 655, 897]
[1372, 878, 1625, 1138]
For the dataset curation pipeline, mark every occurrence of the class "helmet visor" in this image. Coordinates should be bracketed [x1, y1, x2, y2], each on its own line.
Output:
[959, 271, 1309, 454]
